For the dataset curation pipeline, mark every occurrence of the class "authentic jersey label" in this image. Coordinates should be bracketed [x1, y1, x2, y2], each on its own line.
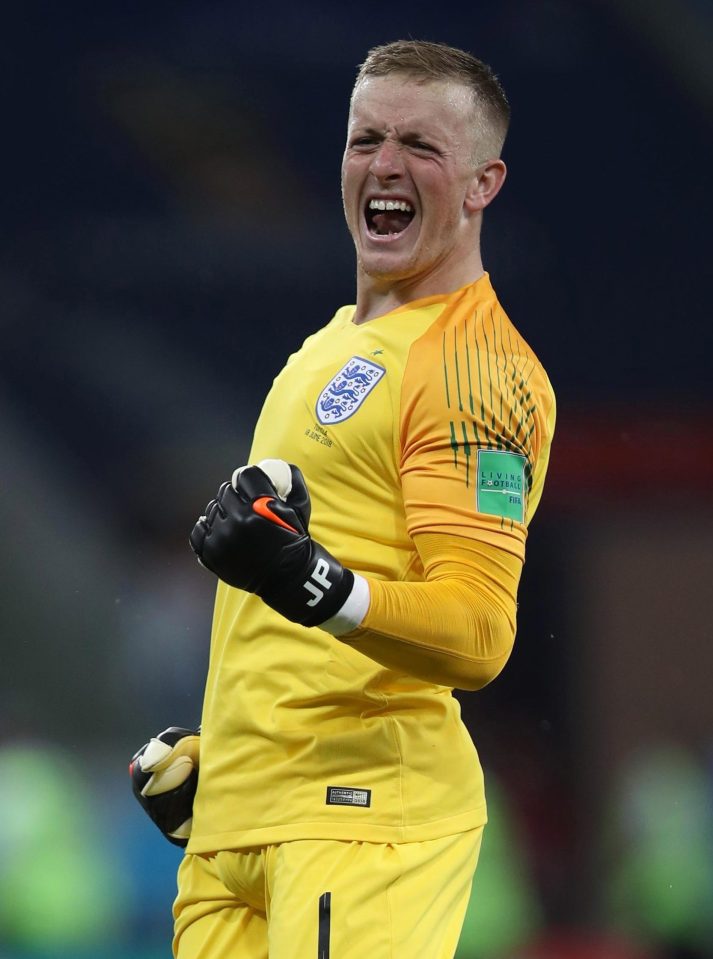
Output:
[476, 450, 526, 522]
[326, 786, 372, 808]
[316, 356, 385, 425]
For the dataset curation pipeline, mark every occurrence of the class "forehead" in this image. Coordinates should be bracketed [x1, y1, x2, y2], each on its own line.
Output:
[348, 75, 476, 140]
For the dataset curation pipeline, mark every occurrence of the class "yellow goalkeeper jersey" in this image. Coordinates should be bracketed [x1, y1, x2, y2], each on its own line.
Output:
[188, 273, 555, 854]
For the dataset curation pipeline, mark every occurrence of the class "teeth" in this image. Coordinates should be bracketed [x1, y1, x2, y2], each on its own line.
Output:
[368, 199, 413, 213]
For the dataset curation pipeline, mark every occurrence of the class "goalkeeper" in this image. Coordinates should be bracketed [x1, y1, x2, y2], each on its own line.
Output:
[132, 39, 555, 959]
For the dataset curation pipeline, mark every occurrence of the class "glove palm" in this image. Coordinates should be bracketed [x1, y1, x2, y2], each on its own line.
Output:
[130, 726, 200, 847]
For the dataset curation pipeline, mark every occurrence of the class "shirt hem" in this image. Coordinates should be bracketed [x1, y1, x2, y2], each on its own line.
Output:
[185, 804, 487, 855]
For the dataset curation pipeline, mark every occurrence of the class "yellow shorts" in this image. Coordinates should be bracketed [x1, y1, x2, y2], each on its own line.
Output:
[173, 828, 483, 959]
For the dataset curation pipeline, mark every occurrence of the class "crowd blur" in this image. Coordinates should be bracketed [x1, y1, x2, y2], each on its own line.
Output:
[2, 1, 712, 956]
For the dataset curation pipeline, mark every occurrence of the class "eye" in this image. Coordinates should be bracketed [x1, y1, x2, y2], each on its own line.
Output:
[349, 136, 379, 150]
[410, 140, 436, 154]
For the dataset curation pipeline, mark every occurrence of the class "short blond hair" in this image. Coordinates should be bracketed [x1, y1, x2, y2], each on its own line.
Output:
[353, 39, 510, 161]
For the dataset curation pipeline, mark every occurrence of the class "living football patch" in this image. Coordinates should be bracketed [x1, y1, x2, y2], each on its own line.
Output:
[476, 450, 526, 522]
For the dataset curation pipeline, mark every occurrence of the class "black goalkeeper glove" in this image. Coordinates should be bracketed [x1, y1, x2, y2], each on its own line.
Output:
[130, 726, 200, 847]
[189, 459, 358, 629]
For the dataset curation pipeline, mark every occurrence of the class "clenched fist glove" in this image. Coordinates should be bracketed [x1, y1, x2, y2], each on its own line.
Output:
[189, 458, 368, 631]
[130, 726, 200, 847]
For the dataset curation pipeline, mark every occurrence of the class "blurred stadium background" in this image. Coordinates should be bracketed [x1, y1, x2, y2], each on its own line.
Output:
[2, 1, 712, 957]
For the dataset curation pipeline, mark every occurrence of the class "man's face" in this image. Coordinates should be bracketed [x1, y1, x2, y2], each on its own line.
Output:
[341, 75, 482, 286]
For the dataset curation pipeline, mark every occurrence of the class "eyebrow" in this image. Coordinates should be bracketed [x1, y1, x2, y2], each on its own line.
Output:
[350, 124, 443, 143]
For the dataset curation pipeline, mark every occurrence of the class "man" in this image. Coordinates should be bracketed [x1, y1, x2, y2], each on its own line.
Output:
[131, 39, 556, 959]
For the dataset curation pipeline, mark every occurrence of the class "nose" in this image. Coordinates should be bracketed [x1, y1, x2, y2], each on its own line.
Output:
[369, 140, 405, 181]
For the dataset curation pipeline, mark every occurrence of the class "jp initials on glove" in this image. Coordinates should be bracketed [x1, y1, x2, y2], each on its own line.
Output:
[189, 459, 365, 630]
[130, 726, 200, 847]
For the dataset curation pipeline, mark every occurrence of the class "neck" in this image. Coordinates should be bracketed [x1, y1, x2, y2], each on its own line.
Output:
[352, 252, 485, 324]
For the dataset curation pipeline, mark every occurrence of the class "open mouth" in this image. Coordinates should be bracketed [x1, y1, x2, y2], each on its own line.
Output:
[364, 198, 415, 237]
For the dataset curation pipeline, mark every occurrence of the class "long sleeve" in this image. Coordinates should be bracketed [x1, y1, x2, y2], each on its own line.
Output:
[340, 531, 522, 691]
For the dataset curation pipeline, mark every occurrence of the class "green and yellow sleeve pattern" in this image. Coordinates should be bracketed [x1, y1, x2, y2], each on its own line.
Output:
[398, 279, 556, 560]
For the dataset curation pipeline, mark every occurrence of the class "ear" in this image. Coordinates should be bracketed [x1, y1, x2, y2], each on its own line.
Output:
[464, 159, 507, 214]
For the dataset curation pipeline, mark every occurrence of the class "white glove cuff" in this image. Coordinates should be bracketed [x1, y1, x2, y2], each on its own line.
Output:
[320, 573, 370, 636]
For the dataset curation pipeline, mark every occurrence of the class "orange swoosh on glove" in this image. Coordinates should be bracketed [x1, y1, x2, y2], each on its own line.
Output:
[252, 496, 299, 533]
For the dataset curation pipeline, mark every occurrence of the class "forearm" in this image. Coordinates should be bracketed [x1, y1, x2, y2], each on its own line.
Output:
[339, 533, 522, 691]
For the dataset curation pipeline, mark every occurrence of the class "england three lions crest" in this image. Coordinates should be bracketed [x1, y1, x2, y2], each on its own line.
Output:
[316, 356, 386, 424]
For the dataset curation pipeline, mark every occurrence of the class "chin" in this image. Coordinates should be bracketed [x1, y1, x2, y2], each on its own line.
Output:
[359, 257, 414, 283]
[357, 244, 418, 281]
